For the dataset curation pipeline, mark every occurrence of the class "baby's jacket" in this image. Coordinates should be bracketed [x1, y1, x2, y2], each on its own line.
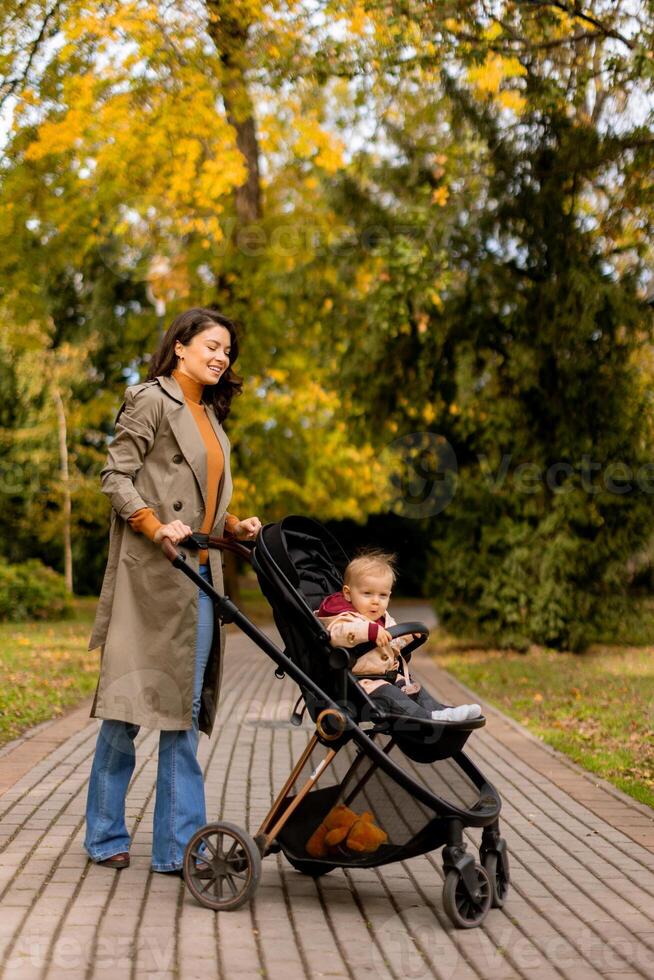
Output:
[316, 592, 410, 694]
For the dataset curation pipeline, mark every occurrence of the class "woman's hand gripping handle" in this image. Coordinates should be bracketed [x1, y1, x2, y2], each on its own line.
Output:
[153, 521, 193, 546]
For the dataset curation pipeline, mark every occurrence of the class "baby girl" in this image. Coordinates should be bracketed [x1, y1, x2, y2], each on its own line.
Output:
[316, 549, 481, 722]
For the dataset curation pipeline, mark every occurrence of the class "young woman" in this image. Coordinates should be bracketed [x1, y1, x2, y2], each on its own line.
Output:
[84, 307, 261, 873]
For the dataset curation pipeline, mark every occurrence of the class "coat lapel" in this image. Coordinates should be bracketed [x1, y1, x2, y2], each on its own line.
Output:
[160, 375, 209, 507]
[157, 374, 184, 403]
[206, 406, 232, 520]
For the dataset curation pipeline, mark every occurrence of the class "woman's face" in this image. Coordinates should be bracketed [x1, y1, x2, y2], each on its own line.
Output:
[175, 324, 232, 386]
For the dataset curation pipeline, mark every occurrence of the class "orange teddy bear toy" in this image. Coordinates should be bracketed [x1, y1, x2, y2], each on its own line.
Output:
[306, 804, 388, 858]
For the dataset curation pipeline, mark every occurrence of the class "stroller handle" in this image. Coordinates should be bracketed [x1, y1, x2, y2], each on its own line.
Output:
[159, 531, 257, 564]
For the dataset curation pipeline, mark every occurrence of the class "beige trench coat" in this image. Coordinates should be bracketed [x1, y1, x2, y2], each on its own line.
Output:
[89, 374, 232, 736]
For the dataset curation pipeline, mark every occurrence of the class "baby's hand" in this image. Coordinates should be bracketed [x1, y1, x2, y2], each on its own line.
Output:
[376, 628, 392, 646]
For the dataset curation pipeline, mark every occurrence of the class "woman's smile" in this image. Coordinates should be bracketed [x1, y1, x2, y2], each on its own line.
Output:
[207, 362, 226, 380]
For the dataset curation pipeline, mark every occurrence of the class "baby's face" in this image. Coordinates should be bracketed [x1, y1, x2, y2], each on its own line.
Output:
[345, 571, 393, 621]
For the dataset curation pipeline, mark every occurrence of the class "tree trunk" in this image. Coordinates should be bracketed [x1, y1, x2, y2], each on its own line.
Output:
[205, 1, 263, 224]
[52, 385, 73, 593]
[206, 1, 265, 604]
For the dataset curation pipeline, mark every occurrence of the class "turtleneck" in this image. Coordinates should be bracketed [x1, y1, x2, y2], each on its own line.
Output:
[172, 367, 204, 405]
[127, 371, 240, 559]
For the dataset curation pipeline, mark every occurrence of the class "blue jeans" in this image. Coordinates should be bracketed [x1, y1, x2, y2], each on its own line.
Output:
[84, 564, 214, 871]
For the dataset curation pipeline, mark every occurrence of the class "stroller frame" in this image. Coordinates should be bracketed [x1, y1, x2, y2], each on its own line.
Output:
[163, 517, 509, 928]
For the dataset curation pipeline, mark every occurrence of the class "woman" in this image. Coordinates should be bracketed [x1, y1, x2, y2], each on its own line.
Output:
[85, 307, 261, 874]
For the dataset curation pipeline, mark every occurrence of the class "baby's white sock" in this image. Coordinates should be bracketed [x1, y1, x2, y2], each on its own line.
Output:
[431, 705, 469, 722]
[431, 704, 482, 722]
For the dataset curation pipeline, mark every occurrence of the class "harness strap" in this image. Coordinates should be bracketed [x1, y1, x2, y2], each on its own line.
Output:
[355, 669, 399, 683]
[355, 656, 421, 696]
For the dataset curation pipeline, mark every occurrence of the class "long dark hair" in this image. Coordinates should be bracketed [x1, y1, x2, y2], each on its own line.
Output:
[147, 308, 243, 422]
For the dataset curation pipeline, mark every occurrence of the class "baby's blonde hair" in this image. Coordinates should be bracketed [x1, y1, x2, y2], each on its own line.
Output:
[344, 548, 397, 588]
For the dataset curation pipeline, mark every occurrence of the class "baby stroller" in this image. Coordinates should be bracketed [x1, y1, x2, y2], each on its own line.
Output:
[163, 515, 509, 929]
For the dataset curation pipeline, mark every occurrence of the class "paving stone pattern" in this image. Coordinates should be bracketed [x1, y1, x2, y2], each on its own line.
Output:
[0, 612, 653, 980]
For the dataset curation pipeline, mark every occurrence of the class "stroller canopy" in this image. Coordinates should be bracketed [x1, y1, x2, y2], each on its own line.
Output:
[256, 515, 348, 611]
[252, 516, 353, 708]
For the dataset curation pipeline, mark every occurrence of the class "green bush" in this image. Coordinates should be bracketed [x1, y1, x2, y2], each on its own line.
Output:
[0, 559, 72, 622]
[428, 479, 649, 652]
[333, 76, 654, 653]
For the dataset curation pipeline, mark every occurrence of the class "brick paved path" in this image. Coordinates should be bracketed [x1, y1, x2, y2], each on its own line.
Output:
[0, 608, 653, 979]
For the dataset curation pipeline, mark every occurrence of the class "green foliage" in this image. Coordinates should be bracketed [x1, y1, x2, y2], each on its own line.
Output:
[1, 0, 654, 649]
[0, 1, 391, 593]
[0, 559, 72, 622]
[423, 91, 654, 650]
[321, 11, 654, 651]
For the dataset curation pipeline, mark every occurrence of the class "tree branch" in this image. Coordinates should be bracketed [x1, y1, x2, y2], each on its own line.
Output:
[517, 0, 635, 50]
[0, 0, 64, 112]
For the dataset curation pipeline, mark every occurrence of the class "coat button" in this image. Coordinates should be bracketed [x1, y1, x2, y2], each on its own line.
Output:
[173, 501, 182, 511]
[172, 454, 183, 464]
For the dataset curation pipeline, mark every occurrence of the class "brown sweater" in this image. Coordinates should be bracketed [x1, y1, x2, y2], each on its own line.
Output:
[128, 369, 239, 561]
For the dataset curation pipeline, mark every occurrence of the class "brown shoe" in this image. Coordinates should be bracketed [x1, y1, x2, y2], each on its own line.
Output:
[96, 852, 130, 869]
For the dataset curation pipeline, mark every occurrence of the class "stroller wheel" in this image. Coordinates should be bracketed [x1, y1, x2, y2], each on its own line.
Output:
[183, 821, 262, 911]
[482, 850, 510, 909]
[442, 865, 491, 929]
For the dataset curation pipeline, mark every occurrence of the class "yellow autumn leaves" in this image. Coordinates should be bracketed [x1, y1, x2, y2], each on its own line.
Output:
[467, 50, 528, 114]
[23, 62, 246, 248]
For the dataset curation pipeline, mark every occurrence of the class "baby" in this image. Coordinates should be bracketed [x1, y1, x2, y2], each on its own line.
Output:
[316, 549, 481, 723]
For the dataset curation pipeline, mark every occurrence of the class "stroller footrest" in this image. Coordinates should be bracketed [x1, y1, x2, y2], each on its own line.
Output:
[374, 713, 486, 734]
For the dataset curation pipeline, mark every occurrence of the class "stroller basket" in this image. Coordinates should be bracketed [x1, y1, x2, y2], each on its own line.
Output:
[163, 515, 509, 928]
[275, 733, 497, 874]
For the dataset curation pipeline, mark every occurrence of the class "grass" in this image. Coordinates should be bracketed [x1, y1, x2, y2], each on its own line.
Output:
[0, 597, 98, 748]
[432, 633, 654, 809]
